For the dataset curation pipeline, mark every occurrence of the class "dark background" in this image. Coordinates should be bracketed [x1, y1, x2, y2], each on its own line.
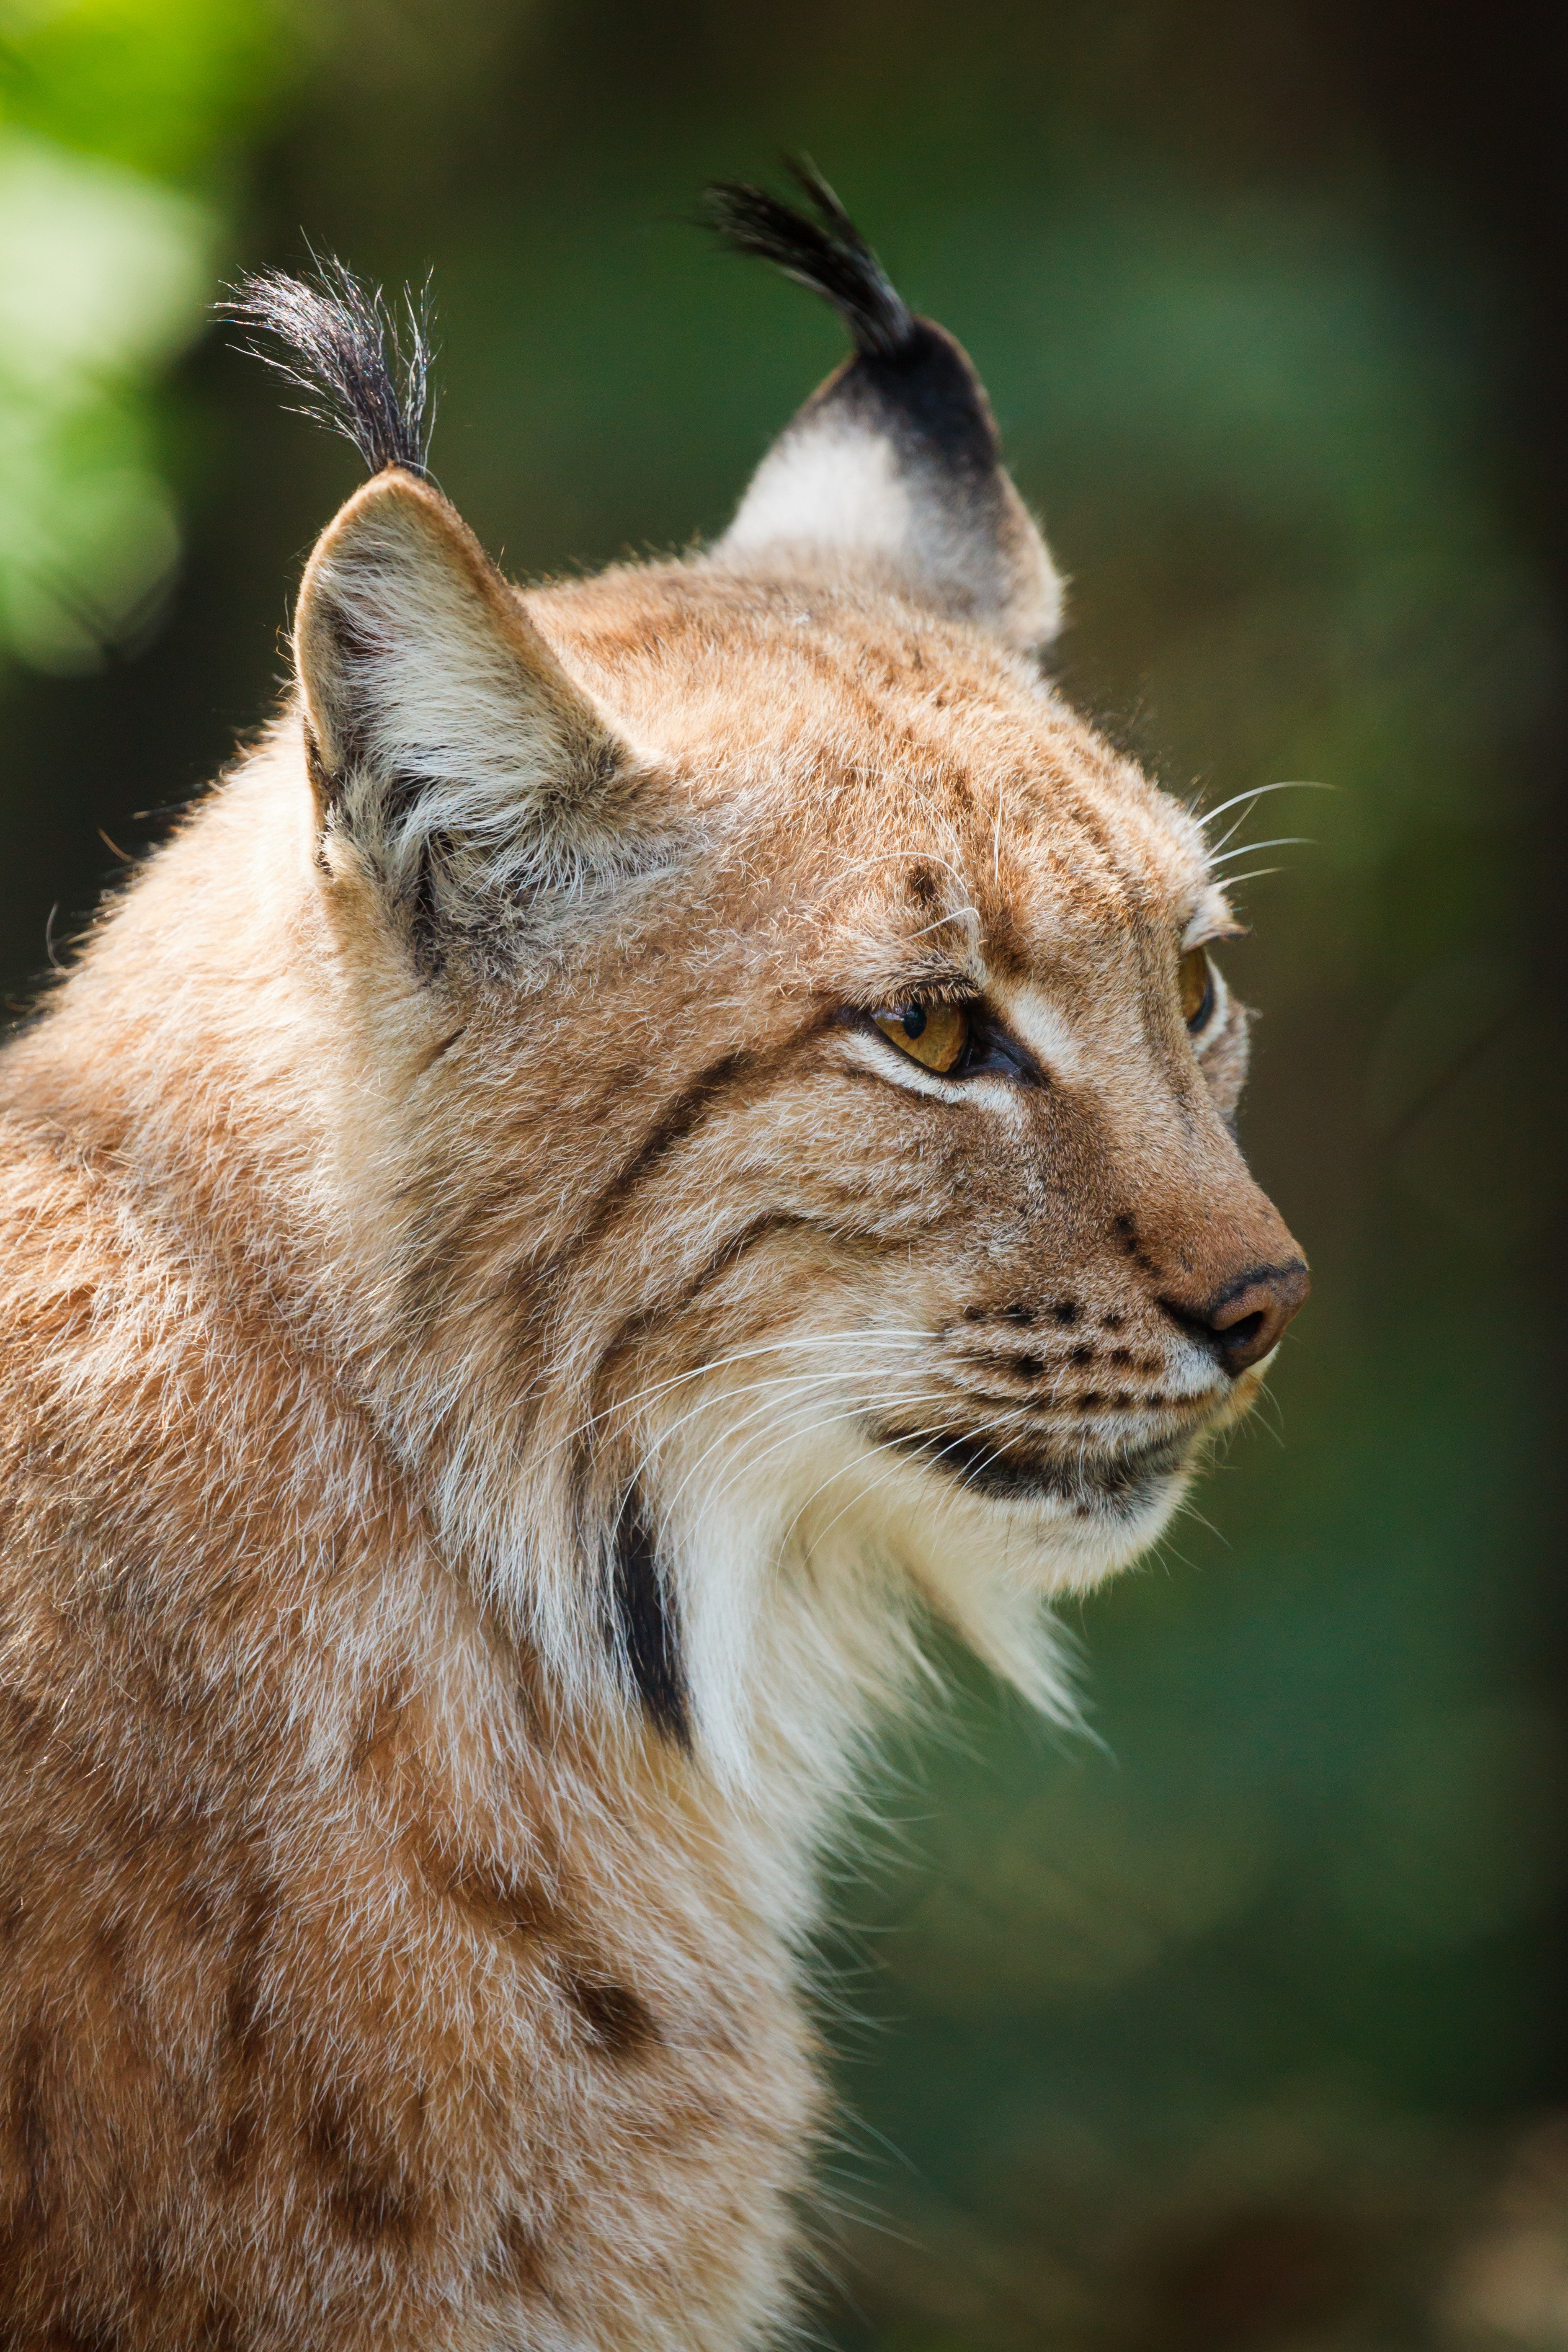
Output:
[2, 3, 1564, 2341]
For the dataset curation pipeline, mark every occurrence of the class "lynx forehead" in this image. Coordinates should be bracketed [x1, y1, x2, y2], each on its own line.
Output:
[0, 169, 1306, 2347]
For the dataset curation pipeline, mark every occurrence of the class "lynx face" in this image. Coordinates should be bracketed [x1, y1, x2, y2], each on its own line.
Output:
[246, 175, 1305, 1778]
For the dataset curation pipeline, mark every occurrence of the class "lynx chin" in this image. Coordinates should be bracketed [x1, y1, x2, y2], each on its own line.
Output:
[0, 165, 1307, 2349]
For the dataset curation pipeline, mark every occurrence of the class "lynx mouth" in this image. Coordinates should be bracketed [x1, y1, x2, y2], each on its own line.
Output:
[869, 1420, 1199, 1517]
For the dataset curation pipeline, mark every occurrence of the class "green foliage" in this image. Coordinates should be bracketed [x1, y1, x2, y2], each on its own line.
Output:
[0, 0, 294, 667]
[0, 0, 289, 180]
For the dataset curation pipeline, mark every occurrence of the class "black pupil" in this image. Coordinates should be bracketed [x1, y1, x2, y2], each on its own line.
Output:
[900, 1005, 927, 1040]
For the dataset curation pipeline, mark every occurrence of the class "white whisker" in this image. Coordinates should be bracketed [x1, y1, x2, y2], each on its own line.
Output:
[794, 1394, 1089, 1560]
[624, 1361, 918, 1506]
[677, 1381, 956, 1533]
[1194, 778, 1333, 831]
[560, 1329, 939, 1453]
[1209, 836, 1311, 867]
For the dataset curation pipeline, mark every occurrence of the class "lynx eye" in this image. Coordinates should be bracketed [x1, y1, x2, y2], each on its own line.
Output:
[872, 1001, 970, 1075]
[1179, 946, 1216, 1032]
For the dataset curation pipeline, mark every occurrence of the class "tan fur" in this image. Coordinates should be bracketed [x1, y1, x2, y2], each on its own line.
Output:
[0, 364, 1304, 2346]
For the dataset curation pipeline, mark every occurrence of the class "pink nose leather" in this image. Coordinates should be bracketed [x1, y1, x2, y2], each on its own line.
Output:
[1199, 1263, 1311, 1373]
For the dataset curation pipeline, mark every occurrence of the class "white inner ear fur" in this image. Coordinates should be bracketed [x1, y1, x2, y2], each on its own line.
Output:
[296, 475, 654, 914]
[717, 416, 1065, 653]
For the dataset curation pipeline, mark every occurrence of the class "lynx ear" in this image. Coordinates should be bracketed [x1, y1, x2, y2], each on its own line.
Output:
[705, 166, 1063, 655]
[295, 469, 655, 960]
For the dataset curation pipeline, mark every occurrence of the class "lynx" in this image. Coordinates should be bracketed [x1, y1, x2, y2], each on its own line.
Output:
[0, 168, 1306, 2349]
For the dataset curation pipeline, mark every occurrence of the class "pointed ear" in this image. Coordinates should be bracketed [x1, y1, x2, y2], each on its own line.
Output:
[704, 172, 1064, 655]
[295, 469, 658, 962]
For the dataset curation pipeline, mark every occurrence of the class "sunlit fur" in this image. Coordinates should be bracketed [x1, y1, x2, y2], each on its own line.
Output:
[0, 304, 1302, 2344]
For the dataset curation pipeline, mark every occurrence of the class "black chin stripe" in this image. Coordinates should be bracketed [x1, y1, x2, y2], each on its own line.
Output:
[610, 1502, 691, 1749]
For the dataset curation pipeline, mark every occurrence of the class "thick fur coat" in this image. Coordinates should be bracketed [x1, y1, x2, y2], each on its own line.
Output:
[0, 173, 1306, 2348]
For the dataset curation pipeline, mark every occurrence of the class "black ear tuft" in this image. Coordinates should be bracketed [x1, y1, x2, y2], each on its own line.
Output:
[701, 157, 914, 363]
[709, 161, 1064, 652]
[222, 256, 434, 477]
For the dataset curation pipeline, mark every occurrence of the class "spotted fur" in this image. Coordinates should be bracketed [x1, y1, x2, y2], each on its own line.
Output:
[0, 188, 1305, 2348]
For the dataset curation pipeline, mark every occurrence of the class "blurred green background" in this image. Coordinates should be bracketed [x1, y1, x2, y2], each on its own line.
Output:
[3, 2, 1564, 2342]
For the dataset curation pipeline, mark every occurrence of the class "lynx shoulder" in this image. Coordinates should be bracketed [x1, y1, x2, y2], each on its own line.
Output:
[0, 167, 1305, 2349]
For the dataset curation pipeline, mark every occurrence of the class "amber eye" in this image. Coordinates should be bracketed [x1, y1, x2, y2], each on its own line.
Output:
[872, 1001, 970, 1075]
[1180, 946, 1215, 1032]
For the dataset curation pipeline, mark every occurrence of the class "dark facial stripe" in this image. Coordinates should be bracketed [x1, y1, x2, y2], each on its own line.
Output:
[589, 1204, 899, 1399]
[585, 1050, 753, 1243]
[609, 1499, 690, 1748]
[507, 1047, 759, 1340]
[508, 1029, 840, 1340]
[590, 1212, 810, 1390]
[399, 1044, 766, 1338]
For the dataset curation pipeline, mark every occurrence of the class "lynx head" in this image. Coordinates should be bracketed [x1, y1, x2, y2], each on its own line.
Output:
[230, 169, 1306, 1796]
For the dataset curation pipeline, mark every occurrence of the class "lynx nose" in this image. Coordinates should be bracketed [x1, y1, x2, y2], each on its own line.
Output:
[1166, 1262, 1310, 1376]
